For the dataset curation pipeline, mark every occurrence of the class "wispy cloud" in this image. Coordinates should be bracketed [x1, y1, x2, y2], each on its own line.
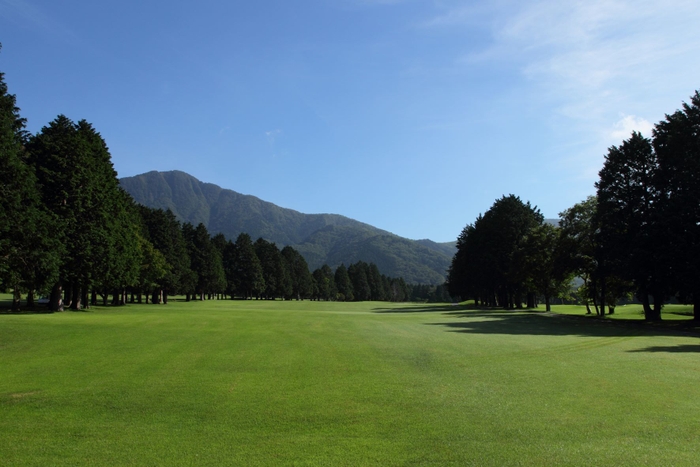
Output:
[0, 0, 77, 42]
[265, 129, 282, 157]
[426, 0, 700, 181]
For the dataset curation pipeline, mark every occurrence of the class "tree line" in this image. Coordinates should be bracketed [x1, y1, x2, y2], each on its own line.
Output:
[447, 90, 700, 322]
[1, 54, 444, 311]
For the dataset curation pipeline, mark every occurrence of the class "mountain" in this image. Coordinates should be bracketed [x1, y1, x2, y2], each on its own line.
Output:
[119, 170, 452, 284]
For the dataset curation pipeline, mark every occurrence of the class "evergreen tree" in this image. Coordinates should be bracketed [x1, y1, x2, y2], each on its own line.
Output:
[312, 265, 336, 301]
[348, 262, 371, 301]
[367, 263, 386, 301]
[448, 195, 543, 308]
[254, 238, 290, 299]
[27, 116, 139, 310]
[0, 56, 61, 310]
[281, 246, 313, 300]
[559, 197, 598, 313]
[653, 91, 700, 319]
[183, 223, 225, 300]
[596, 132, 668, 320]
[138, 207, 192, 301]
[231, 233, 264, 299]
[334, 264, 354, 301]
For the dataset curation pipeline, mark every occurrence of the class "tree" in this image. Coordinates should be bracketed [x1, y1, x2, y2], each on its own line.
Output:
[653, 91, 700, 320]
[28, 116, 139, 310]
[281, 246, 313, 300]
[183, 223, 225, 300]
[558, 197, 599, 313]
[254, 238, 290, 299]
[347, 262, 371, 301]
[367, 263, 386, 301]
[448, 195, 543, 308]
[230, 233, 264, 299]
[138, 207, 192, 302]
[312, 265, 336, 301]
[523, 223, 572, 312]
[334, 264, 354, 301]
[596, 132, 668, 320]
[0, 56, 61, 309]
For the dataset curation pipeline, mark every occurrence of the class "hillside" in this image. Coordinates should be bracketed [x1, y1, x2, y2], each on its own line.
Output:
[120, 171, 452, 284]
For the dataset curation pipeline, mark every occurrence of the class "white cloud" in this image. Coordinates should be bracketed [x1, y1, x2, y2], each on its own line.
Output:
[609, 114, 654, 142]
[427, 0, 700, 183]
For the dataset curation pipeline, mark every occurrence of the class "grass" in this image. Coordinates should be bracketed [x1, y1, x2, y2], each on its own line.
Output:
[1, 297, 699, 466]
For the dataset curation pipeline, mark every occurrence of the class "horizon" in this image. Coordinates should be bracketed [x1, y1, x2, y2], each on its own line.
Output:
[2, 0, 699, 242]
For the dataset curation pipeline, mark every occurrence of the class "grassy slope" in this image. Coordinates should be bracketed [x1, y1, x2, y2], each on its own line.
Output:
[1, 299, 699, 466]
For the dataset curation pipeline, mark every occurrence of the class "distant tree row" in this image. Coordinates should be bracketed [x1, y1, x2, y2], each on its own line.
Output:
[447, 90, 700, 321]
[138, 211, 417, 303]
[0, 54, 428, 310]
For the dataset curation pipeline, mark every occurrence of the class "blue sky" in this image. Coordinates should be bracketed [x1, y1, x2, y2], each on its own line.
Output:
[2, 0, 699, 242]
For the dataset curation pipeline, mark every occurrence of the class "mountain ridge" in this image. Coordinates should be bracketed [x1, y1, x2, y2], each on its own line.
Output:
[119, 170, 454, 284]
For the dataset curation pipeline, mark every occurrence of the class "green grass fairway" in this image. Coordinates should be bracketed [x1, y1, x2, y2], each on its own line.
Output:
[2, 300, 699, 466]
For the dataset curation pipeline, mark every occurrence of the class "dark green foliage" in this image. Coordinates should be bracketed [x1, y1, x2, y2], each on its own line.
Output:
[367, 263, 386, 301]
[0, 64, 61, 309]
[334, 264, 354, 301]
[347, 262, 371, 301]
[183, 223, 225, 299]
[120, 171, 451, 284]
[312, 265, 336, 301]
[653, 91, 700, 319]
[596, 132, 669, 320]
[27, 116, 140, 310]
[522, 223, 572, 312]
[138, 206, 193, 298]
[281, 246, 314, 300]
[558, 197, 604, 314]
[229, 233, 265, 299]
[448, 195, 544, 308]
[254, 238, 291, 299]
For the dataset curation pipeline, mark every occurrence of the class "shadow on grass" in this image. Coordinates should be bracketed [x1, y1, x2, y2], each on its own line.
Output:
[628, 344, 700, 353]
[426, 309, 700, 340]
[373, 303, 479, 313]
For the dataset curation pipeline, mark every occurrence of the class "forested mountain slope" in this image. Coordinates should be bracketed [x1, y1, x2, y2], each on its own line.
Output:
[120, 171, 451, 284]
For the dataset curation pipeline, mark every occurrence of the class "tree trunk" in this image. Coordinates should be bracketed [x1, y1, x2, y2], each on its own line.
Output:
[70, 286, 82, 310]
[545, 295, 551, 312]
[91, 290, 97, 306]
[64, 284, 73, 310]
[648, 294, 663, 322]
[11, 287, 21, 311]
[526, 292, 535, 309]
[641, 293, 653, 320]
[82, 289, 89, 310]
[27, 290, 35, 308]
[50, 283, 63, 312]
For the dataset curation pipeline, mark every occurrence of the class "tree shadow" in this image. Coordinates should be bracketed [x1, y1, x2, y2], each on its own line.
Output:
[373, 303, 480, 313]
[427, 310, 700, 339]
[628, 344, 700, 353]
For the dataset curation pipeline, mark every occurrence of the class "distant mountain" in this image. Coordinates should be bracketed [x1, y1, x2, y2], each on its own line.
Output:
[120, 170, 452, 284]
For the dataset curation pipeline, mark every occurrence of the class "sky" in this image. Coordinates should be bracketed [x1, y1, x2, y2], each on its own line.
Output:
[2, 0, 699, 242]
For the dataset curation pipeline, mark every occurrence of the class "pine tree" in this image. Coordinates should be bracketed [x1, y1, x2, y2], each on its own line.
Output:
[334, 264, 354, 301]
[0, 57, 61, 310]
[28, 116, 139, 310]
